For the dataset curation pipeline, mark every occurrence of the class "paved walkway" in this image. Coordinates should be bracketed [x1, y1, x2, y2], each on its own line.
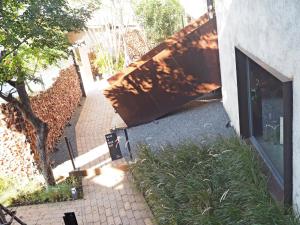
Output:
[12, 52, 154, 225]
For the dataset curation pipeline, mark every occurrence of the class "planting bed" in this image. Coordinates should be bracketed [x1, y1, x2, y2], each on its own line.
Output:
[131, 137, 299, 225]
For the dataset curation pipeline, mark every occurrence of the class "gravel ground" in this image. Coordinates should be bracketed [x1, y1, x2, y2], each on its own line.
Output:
[116, 99, 235, 160]
[50, 98, 85, 168]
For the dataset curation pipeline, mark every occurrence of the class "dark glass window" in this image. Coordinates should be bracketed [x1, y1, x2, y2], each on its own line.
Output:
[249, 60, 284, 177]
[235, 47, 292, 205]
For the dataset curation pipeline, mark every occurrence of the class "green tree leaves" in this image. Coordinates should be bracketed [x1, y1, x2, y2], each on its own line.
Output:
[133, 0, 184, 44]
[0, 0, 92, 84]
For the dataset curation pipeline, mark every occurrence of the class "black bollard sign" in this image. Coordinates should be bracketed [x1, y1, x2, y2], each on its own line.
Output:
[105, 132, 123, 161]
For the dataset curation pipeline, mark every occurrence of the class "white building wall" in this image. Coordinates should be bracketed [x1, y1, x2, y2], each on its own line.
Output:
[215, 0, 300, 210]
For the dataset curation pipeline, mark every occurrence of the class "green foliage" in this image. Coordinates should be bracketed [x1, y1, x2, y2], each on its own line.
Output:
[1, 176, 83, 206]
[0, 176, 35, 206]
[94, 51, 125, 75]
[113, 53, 125, 73]
[131, 137, 299, 225]
[0, 177, 13, 194]
[0, 0, 92, 85]
[68, 0, 102, 10]
[133, 0, 184, 44]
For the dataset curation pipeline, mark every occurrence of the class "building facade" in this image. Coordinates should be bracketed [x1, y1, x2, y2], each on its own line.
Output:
[215, 0, 300, 209]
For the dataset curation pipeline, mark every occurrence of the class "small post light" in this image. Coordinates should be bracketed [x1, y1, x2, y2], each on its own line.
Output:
[71, 187, 78, 200]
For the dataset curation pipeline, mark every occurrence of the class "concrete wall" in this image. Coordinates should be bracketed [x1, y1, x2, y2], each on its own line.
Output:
[215, 0, 300, 210]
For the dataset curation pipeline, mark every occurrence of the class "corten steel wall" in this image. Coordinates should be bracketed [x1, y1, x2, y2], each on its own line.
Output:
[104, 14, 221, 127]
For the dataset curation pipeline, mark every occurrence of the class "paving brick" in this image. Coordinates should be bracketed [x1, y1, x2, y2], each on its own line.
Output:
[121, 217, 130, 225]
[114, 216, 122, 225]
[126, 210, 134, 219]
[136, 218, 146, 225]
[105, 208, 113, 217]
[107, 216, 115, 225]
[119, 208, 126, 217]
[133, 210, 142, 220]
[100, 213, 107, 223]
[124, 202, 131, 210]
[129, 218, 138, 225]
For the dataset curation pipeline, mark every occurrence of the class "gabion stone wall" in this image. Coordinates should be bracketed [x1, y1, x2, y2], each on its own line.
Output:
[0, 65, 82, 182]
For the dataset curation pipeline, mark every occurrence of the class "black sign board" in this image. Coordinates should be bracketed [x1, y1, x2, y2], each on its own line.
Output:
[105, 132, 123, 161]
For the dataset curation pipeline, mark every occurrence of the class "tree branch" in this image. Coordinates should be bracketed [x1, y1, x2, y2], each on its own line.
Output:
[0, 89, 19, 106]
[6, 87, 17, 96]
[7, 80, 16, 87]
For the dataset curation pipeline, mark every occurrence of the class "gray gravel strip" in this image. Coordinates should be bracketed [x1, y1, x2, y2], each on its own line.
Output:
[117, 100, 235, 160]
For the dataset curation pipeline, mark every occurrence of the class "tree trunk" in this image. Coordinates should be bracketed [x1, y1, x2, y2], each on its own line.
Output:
[14, 82, 56, 186]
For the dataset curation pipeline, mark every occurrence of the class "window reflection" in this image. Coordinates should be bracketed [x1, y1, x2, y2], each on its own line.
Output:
[249, 60, 284, 177]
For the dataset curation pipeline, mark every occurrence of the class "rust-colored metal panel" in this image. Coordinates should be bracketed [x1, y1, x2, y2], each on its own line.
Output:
[104, 14, 221, 127]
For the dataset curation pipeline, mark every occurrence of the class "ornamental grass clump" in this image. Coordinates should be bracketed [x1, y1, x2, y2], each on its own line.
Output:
[131, 137, 299, 225]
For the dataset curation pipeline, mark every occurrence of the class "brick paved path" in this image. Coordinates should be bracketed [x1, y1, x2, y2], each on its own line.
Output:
[12, 60, 154, 225]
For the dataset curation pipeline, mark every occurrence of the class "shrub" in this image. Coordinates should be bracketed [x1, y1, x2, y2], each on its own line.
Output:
[0, 177, 10, 194]
[133, 0, 184, 44]
[94, 50, 125, 75]
[0, 176, 82, 207]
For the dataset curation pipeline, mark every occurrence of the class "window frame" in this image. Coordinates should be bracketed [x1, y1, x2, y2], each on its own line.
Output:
[235, 46, 293, 205]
